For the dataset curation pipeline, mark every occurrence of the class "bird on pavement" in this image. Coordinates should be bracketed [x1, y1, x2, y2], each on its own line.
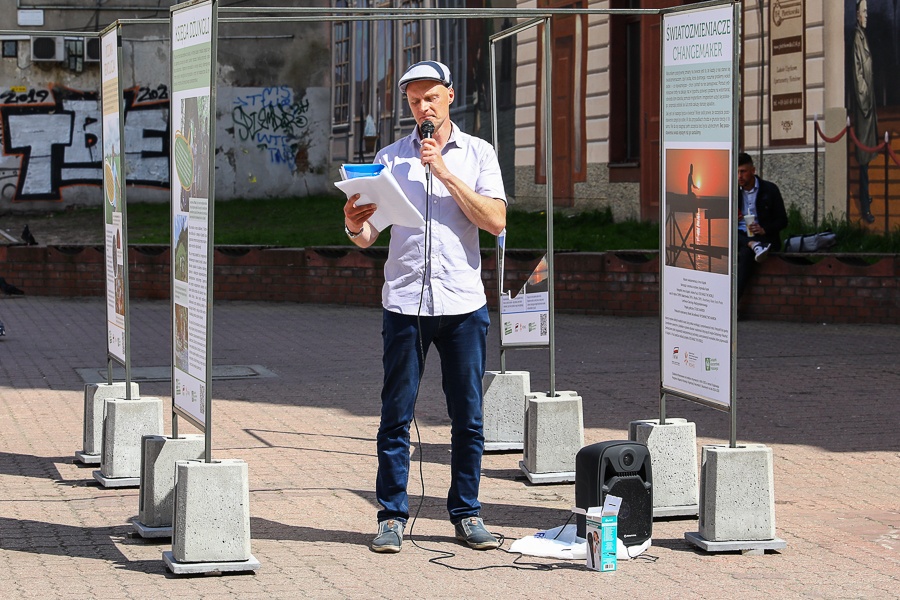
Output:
[21, 225, 37, 245]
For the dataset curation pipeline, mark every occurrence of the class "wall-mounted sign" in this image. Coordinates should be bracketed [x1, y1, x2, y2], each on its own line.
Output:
[17, 9, 44, 27]
[769, 0, 806, 145]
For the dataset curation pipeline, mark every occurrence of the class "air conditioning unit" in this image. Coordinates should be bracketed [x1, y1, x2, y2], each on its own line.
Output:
[84, 37, 100, 62]
[31, 36, 64, 62]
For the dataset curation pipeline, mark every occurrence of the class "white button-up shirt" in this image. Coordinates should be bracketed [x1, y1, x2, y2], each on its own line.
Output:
[374, 123, 506, 316]
[741, 176, 760, 225]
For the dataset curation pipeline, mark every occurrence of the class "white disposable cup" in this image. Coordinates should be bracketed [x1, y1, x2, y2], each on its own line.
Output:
[744, 214, 756, 235]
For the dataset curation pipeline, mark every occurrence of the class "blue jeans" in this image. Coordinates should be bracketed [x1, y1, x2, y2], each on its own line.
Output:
[376, 305, 489, 524]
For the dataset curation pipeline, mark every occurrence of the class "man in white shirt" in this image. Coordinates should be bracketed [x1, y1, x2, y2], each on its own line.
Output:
[342, 61, 506, 553]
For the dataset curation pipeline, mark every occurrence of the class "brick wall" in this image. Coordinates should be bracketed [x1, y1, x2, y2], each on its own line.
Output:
[739, 253, 900, 323]
[2, 245, 898, 324]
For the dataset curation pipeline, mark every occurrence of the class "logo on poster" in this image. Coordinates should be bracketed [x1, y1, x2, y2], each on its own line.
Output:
[683, 351, 699, 368]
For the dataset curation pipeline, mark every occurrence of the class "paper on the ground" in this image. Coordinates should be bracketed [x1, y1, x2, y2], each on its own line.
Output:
[509, 524, 585, 559]
[334, 164, 425, 232]
[508, 523, 650, 560]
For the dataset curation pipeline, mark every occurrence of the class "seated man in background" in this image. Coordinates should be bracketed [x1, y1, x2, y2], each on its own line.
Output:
[736, 152, 787, 300]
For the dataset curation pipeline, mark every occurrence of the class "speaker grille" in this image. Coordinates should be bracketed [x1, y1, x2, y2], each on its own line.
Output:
[605, 474, 652, 544]
[575, 440, 653, 546]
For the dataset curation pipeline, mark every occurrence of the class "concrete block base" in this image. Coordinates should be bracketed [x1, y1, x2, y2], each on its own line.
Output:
[92, 471, 140, 488]
[685, 531, 786, 555]
[172, 459, 253, 564]
[80, 382, 140, 457]
[521, 391, 583, 482]
[131, 517, 172, 539]
[100, 397, 164, 479]
[132, 518, 172, 539]
[139, 435, 206, 528]
[483, 371, 530, 452]
[699, 444, 778, 542]
[518, 460, 575, 484]
[654, 505, 701, 518]
[74, 451, 101, 465]
[629, 418, 699, 518]
[486, 442, 524, 452]
[163, 551, 260, 575]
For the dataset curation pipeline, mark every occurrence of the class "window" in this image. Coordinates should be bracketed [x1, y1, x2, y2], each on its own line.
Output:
[400, 0, 422, 118]
[497, 18, 515, 110]
[353, 0, 372, 158]
[439, 1, 466, 103]
[375, 13, 394, 150]
[535, 0, 587, 201]
[400, 0, 422, 67]
[65, 38, 83, 73]
[331, 1, 499, 160]
[609, 0, 641, 164]
[1, 41, 16, 58]
[333, 1, 351, 126]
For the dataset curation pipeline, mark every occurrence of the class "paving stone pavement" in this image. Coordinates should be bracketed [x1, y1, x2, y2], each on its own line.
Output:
[0, 296, 898, 599]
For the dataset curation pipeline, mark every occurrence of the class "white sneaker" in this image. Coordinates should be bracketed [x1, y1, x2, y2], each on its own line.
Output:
[753, 243, 771, 263]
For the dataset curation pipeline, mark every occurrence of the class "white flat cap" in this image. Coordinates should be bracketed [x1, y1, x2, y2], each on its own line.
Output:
[398, 60, 453, 93]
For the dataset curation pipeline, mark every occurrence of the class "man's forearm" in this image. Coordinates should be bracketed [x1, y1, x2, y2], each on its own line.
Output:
[440, 173, 506, 236]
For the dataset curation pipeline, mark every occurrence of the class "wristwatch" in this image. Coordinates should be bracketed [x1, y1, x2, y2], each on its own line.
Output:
[344, 224, 363, 239]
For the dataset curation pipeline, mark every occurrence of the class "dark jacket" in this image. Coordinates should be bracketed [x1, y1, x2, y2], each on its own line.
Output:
[740, 177, 788, 251]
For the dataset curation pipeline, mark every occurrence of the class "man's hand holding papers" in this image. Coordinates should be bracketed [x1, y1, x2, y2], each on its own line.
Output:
[335, 164, 425, 232]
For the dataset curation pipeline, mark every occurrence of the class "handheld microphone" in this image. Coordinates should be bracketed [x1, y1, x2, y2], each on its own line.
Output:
[420, 120, 435, 179]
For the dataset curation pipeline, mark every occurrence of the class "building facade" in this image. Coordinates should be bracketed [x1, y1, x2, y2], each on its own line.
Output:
[1, 0, 332, 211]
[508, 0, 896, 231]
[328, 0, 518, 195]
[332, 1, 897, 234]
[3, 1, 898, 236]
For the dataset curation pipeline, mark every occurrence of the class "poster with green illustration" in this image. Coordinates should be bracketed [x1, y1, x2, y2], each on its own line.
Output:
[103, 115, 122, 226]
[170, 0, 215, 430]
[174, 96, 211, 212]
[101, 24, 127, 364]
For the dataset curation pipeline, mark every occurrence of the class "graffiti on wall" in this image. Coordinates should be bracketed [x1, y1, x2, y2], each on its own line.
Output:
[231, 86, 311, 172]
[1, 83, 318, 203]
[0, 84, 170, 201]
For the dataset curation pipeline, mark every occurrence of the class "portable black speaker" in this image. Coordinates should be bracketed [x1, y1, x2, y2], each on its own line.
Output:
[575, 440, 653, 546]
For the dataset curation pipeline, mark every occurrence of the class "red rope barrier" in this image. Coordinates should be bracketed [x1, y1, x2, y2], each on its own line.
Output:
[848, 125, 886, 155]
[813, 120, 848, 144]
[885, 142, 900, 169]
[809, 117, 900, 167]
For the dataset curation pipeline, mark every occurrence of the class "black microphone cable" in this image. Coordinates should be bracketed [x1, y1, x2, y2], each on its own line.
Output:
[391, 122, 651, 571]
[400, 122, 591, 571]
[406, 119, 436, 549]
[405, 120, 508, 565]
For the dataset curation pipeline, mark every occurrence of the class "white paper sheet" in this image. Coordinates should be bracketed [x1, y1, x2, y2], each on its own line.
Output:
[334, 166, 425, 232]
